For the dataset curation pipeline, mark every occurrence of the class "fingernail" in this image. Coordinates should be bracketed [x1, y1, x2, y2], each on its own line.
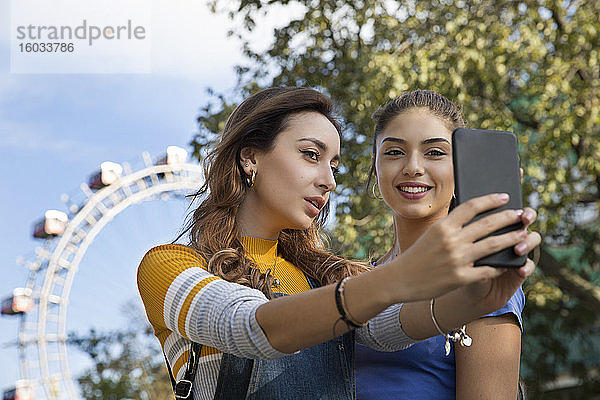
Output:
[514, 209, 524, 217]
[516, 243, 527, 254]
[520, 229, 528, 239]
[497, 193, 509, 201]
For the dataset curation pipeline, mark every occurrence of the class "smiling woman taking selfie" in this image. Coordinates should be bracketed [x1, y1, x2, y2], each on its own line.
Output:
[356, 90, 531, 400]
[137, 87, 540, 399]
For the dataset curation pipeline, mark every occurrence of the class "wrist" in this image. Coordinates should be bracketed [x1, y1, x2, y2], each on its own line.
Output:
[454, 285, 492, 317]
[343, 266, 398, 322]
[431, 298, 473, 355]
[375, 259, 415, 304]
[434, 290, 480, 332]
[335, 277, 368, 328]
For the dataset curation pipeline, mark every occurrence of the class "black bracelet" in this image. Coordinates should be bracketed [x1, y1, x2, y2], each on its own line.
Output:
[334, 277, 366, 329]
[334, 278, 349, 324]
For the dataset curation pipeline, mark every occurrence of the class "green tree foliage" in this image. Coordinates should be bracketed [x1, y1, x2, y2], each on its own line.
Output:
[68, 302, 172, 400]
[192, 0, 599, 397]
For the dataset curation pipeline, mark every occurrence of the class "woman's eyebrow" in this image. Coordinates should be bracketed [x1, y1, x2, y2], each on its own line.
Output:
[298, 138, 340, 161]
[422, 137, 451, 145]
[380, 137, 450, 145]
[381, 137, 407, 144]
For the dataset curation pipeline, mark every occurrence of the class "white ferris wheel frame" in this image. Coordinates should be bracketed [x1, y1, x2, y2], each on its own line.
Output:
[17, 154, 203, 400]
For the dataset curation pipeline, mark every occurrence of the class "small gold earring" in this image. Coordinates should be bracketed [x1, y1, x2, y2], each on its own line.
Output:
[246, 170, 256, 188]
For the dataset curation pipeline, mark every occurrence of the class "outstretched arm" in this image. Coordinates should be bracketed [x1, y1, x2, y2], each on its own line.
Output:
[258, 195, 538, 353]
[140, 194, 536, 357]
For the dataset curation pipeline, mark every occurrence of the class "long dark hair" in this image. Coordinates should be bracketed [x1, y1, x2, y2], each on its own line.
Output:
[183, 87, 369, 297]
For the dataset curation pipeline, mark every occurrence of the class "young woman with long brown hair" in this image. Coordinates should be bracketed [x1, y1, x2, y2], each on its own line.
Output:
[137, 87, 540, 399]
[356, 90, 533, 399]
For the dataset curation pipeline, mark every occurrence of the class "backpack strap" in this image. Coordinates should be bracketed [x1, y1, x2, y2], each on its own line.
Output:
[164, 350, 177, 391]
[163, 247, 209, 399]
[164, 341, 203, 400]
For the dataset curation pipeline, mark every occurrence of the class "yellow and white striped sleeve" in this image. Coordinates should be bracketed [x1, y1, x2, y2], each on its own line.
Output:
[137, 244, 285, 360]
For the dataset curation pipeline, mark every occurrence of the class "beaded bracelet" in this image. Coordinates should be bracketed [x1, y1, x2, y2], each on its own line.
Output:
[429, 298, 472, 356]
[334, 277, 368, 329]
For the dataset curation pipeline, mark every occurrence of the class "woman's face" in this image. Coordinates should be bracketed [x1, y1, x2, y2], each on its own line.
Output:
[374, 108, 454, 221]
[244, 111, 340, 232]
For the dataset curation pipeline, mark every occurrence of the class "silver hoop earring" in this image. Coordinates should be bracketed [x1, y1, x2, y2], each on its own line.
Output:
[246, 170, 256, 188]
[372, 182, 383, 200]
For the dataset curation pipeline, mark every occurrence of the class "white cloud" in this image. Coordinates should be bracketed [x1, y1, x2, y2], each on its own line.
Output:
[0, 119, 107, 160]
[9, 0, 152, 73]
[149, 0, 243, 76]
[147, 0, 307, 76]
[4, 0, 245, 75]
[3, 0, 307, 76]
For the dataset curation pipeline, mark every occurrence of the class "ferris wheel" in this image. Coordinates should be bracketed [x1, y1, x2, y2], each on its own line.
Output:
[1, 146, 204, 400]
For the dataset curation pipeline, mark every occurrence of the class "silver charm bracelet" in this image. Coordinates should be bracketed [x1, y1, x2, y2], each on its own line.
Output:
[429, 298, 473, 356]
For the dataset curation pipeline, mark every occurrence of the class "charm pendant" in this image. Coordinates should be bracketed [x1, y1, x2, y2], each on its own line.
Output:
[444, 339, 451, 356]
[266, 268, 280, 289]
[457, 325, 472, 347]
[461, 336, 472, 347]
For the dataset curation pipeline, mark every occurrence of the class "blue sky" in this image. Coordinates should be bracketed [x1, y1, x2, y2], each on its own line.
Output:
[0, 0, 290, 395]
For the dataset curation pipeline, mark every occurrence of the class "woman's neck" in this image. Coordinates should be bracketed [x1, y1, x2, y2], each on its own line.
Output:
[237, 193, 281, 241]
[379, 211, 448, 264]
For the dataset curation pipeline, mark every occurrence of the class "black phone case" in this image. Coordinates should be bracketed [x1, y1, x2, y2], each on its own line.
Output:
[452, 128, 527, 268]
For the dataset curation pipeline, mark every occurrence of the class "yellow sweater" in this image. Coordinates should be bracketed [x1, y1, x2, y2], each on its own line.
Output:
[137, 236, 311, 398]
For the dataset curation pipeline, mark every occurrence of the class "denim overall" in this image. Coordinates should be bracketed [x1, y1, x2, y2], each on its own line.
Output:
[212, 275, 356, 399]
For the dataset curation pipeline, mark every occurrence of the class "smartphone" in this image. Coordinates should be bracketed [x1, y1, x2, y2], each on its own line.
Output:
[452, 128, 527, 268]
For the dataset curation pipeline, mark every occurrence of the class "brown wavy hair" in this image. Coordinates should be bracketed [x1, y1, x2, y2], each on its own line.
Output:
[183, 87, 369, 298]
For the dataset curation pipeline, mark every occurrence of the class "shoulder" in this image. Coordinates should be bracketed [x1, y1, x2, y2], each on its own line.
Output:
[144, 243, 205, 259]
[137, 244, 209, 286]
[141, 243, 207, 266]
[136, 244, 220, 331]
[482, 286, 525, 330]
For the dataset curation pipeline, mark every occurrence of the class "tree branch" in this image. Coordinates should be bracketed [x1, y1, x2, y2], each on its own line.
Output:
[511, 109, 540, 130]
[538, 247, 600, 313]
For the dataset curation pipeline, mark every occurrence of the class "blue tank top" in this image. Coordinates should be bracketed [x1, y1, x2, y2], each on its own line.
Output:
[355, 287, 524, 399]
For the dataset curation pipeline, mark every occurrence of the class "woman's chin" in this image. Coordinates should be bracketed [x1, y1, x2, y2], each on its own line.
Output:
[396, 205, 442, 220]
[285, 217, 314, 231]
